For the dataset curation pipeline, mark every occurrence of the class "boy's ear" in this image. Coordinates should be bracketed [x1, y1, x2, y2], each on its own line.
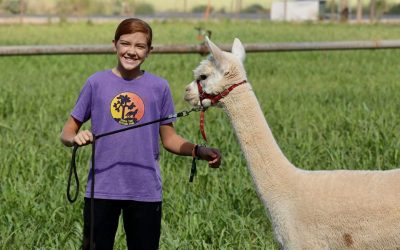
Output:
[112, 40, 117, 51]
[146, 46, 153, 57]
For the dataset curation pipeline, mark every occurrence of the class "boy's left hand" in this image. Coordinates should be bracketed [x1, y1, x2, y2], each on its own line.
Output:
[197, 146, 222, 168]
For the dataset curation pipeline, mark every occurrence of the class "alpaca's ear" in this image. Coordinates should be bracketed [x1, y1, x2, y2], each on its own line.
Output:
[205, 36, 225, 64]
[232, 38, 245, 62]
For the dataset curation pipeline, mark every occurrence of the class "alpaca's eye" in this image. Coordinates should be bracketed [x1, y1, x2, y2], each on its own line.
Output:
[224, 71, 230, 76]
[200, 75, 207, 80]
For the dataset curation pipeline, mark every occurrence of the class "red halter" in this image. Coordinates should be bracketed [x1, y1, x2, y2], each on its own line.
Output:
[196, 79, 247, 142]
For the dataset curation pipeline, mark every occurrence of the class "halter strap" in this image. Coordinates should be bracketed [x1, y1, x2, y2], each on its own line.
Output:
[197, 80, 247, 106]
[196, 79, 247, 142]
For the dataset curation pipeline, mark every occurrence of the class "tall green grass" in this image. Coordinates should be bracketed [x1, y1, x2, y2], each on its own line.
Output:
[1, 21, 400, 249]
[1, 20, 400, 45]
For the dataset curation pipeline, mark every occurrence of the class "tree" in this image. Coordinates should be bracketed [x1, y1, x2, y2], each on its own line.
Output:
[113, 94, 135, 121]
[339, 0, 349, 22]
[357, 0, 363, 22]
[370, 0, 376, 21]
[3, 0, 27, 14]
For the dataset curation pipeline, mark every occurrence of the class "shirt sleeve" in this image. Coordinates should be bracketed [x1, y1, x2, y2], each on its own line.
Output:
[71, 80, 92, 123]
[160, 81, 176, 125]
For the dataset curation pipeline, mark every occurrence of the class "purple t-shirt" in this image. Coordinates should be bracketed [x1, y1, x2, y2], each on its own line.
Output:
[71, 70, 176, 202]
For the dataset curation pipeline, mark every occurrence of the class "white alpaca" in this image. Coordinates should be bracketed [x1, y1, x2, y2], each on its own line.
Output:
[184, 37, 400, 249]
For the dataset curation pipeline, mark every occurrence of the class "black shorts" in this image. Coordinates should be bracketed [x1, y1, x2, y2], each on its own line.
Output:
[82, 198, 162, 250]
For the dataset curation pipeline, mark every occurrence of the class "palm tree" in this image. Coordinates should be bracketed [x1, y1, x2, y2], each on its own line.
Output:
[113, 94, 136, 120]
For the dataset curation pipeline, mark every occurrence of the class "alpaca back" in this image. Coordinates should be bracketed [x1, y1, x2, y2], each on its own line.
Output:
[281, 169, 400, 249]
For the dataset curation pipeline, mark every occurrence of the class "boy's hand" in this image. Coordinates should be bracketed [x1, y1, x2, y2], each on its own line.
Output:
[197, 146, 222, 168]
[74, 130, 93, 146]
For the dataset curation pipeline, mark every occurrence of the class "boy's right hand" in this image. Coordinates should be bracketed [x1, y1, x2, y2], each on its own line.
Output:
[73, 130, 93, 146]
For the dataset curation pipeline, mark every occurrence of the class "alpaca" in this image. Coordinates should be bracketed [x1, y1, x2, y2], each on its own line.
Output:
[184, 37, 400, 249]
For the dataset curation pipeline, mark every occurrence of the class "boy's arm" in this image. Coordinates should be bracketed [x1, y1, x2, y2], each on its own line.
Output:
[159, 123, 221, 168]
[60, 116, 92, 147]
[159, 123, 193, 156]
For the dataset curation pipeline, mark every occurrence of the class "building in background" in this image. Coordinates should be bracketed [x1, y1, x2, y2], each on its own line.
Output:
[271, 0, 326, 21]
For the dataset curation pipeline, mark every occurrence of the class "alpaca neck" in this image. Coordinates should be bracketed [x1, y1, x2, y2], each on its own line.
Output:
[219, 83, 296, 199]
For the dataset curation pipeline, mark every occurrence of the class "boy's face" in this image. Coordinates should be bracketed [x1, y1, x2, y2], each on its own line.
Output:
[113, 32, 151, 72]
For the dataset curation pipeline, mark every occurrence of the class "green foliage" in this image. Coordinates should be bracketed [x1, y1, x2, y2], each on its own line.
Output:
[1, 21, 400, 249]
[242, 3, 267, 14]
[191, 4, 213, 14]
[3, 0, 26, 14]
[387, 3, 400, 14]
[135, 2, 155, 15]
[56, 0, 92, 16]
[375, 0, 388, 18]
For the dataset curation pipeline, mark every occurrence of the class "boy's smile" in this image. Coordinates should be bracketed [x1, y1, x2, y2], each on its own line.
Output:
[113, 32, 151, 79]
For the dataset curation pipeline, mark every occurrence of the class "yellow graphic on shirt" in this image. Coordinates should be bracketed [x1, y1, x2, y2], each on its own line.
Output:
[110, 92, 144, 125]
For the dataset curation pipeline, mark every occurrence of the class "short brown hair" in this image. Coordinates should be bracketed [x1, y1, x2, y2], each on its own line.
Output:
[114, 18, 153, 47]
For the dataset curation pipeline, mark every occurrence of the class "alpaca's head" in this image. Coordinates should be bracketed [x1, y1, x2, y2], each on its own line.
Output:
[184, 37, 247, 108]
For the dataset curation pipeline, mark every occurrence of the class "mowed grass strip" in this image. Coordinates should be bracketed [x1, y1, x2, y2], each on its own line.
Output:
[0, 21, 399, 249]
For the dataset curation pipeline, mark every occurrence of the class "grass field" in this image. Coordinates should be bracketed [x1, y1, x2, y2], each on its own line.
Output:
[1, 20, 400, 249]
